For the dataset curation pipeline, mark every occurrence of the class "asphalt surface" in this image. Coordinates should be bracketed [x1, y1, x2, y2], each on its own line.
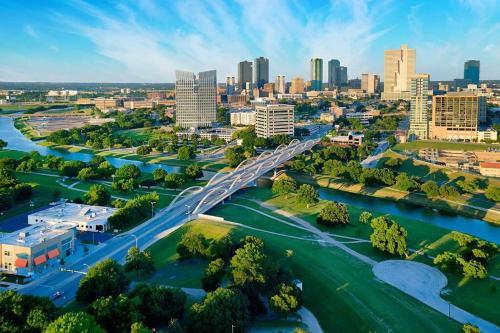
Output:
[16, 139, 318, 306]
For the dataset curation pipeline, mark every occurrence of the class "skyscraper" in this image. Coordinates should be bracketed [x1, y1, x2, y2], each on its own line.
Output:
[382, 44, 416, 100]
[226, 76, 235, 95]
[253, 57, 269, 89]
[237, 61, 252, 90]
[408, 74, 430, 140]
[339, 66, 348, 85]
[464, 60, 480, 85]
[361, 73, 380, 94]
[310, 58, 323, 91]
[290, 77, 305, 94]
[175, 70, 216, 129]
[275, 75, 286, 94]
[328, 59, 340, 88]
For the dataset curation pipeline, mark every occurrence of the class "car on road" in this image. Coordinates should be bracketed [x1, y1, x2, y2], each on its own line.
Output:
[50, 291, 64, 300]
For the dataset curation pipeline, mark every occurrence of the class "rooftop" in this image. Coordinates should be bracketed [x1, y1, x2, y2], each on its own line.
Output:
[480, 162, 500, 169]
[29, 203, 116, 225]
[0, 222, 75, 247]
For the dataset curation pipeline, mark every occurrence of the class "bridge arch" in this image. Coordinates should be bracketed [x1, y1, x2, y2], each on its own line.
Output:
[192, 186, 228, 215]
[257, 150, 274, 160]
[206, 172, 229, 187]
[233, 158, 256, 173]
[271, 169, 288, 180]
[288, 138, 300, 147]
[274, 144, 288, 154]
[165, 186, 203, 211]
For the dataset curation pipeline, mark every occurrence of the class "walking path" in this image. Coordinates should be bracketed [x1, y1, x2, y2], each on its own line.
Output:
[222, 199, 500, 332]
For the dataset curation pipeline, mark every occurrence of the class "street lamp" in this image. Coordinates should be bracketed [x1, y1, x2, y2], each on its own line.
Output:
[128, 233, 138, 248]
[150, 201, 156, 218]
[111, 174, 115, 185]
[185, 204, 191, 216]
[29, 200, 34, 213]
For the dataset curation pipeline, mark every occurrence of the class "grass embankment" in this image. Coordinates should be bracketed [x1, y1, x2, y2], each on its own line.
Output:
[230, 187, 500, 325]
[144, 217, 461, 333]
[38, 141, 94, 154]
[393, 141, 499, 152]
[13, 117, 43, 140]
[0, 103, 71, 111]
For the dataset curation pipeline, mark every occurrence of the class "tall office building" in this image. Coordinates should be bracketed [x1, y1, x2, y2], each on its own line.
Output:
[408, 74, 430, 140]
[361, 73, 380, 94]
[253, 57, 269, 89]
[255, 104, 294, 138]
[275, 75, 286, 94]
[175, 70, 217, 129]
[226, 76, 235, 95]
[237, 61, 253, 90]
[382, 44, 416, 100]
[339, 66, 348, 85]
[464, 60, 480, 85]
[290, 77, 305, 94]
[431, 92, 486, 141]
[328, 59, 341, 88]
[310, 58, 323, 91]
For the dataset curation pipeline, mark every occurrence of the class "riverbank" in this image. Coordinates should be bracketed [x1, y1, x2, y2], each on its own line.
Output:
[291, 172, 500, 225]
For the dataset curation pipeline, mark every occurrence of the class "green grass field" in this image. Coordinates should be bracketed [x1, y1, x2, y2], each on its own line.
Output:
[145, 217, 461, 333]
[0, 149, 30, 160]
[393, 140, 498, 152]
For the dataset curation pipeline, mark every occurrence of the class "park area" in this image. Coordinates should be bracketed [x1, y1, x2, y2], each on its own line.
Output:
[137, 186, 500, 332]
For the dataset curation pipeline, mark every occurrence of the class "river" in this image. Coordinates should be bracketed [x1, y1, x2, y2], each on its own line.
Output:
[256, 177, 500, 244]
[0, 116, 181, 173]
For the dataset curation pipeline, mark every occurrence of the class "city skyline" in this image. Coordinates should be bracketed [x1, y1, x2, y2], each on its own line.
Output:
[0, 0, 499, 82]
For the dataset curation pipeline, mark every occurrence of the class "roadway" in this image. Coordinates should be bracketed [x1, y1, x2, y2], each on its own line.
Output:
[17, 138, 318, 305]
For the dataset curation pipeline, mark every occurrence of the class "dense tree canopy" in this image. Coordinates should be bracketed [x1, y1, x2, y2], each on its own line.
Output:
[296, 184, 319, 208]
[272, 175, 297, 199]
[269, 283, 303, 315]
[202, 258, 226, 292]
[45, 312, 105, 333]
[125, 246, 155, 278]
[317, 201, 350, 226]
[369, 216, 408, 257]
[83, 184, 111, 206]
[225, 146, 245, 168]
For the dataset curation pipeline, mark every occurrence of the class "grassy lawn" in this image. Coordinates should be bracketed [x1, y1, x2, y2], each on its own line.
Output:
[13, 117, 43, 140]
[0, 103, 71, 111]
[38, 141, 95, 154]
[230, 187, 500, 325]
[394, 140, 499, 152]
[114, 128, 152, 142]
[0, 149, 30, 160]
[145, 217, 461, 333]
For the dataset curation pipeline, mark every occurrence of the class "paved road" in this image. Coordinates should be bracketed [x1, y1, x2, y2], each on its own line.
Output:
[16, 139, 318, 305]
[361, 140, 389, 168]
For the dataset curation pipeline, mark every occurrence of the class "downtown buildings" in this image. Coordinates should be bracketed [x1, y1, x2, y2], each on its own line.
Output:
[310, 58, 323, 91]
[255, 104, 294, 138]
[464, 60, 480, 85]
[175, 70, 217, 129]
[275, 75, 286, 94]
[361, 73, 380, 94]
[382, 44, 416, 101]
[253, 57, 270, 89]
[237, 60, 253, 90]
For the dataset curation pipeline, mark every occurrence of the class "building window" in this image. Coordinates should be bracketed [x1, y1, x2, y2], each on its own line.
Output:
[3, 251, 10, 256]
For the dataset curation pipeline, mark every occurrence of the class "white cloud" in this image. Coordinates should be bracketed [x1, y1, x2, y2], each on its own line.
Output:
[23, 24, 38, 38]
[49, 45, 59, 52]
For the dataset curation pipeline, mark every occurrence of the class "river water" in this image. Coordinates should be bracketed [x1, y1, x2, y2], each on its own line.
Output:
[0, 116, 181, 173]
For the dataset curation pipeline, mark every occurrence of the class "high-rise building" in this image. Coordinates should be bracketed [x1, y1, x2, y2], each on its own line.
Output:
[361, 73, 380, 94]
[310, 58, 323, 91]
[275, 75, 286, 94]
[253, 57, 269, 89]
[175, 70, 217, 129]
[237, 61, 252, 90]
[464, 60, 480, 85]
[382, 44, 416, 101]
[408, 74, 430, 140]
[255, 104, 294, 138]
[340, 66, 348, 85]
[290, 77, 305, 94]
[328, 59, 341, 88]
[226, 76, 235, 95]
[431, 92, 486, 141]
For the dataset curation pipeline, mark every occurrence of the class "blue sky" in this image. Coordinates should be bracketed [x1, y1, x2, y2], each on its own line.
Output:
[0, 0, 498, 82]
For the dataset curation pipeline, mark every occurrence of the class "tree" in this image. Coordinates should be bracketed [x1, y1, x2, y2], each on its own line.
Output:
[296, 184, 319, 208]
[115, 164, 141, 179]
[130, 322, 151, 333]
[152, 168, 167, 183]
[225, 146, 245, 168]
[76, 258, 129, 304]
[269, 284, 303, 316]
[384, 157, 402, 169]
[164, 173, 185, 189]
[317, 201, 350, 226]
[185, 164, 203, 180]
[83, 184, 111, 206]
[421, 180, 439, 198]
[59, 160, 86, 177]
[272, 175, 297, 199]
[202, 258, 226, 292]
[359, 211, 372, 224]
[0, 290, 57, 333]
[45, 312, 105, 333]
[97, 161, 116, 178]
[177, 145, 195, 160]
[346, 160, 362, 181]
[177, 232, 209, 259]
[89, 295, 143, 333]
[370, 216, 408, 257]
[140, 178, 156, 188]
[323, 160, 346, 177]
[438, 184, 459, 198]
[394, 173, 420, 192]
[485, 185, 500, 202]
[136, 145, 152, 156]
[125, 246, 155, 278]
[230, 236, 269, 289]
[77, 167, 98, 181]
[456, 179, 479, 194]
[0, 139, 7, 150]
[462, 323, 480, 333]
[462, 259, 488, 279]
[112, 178, 137, 192]
[188, 288, 250, 333]
[130, 284, 186, 327]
